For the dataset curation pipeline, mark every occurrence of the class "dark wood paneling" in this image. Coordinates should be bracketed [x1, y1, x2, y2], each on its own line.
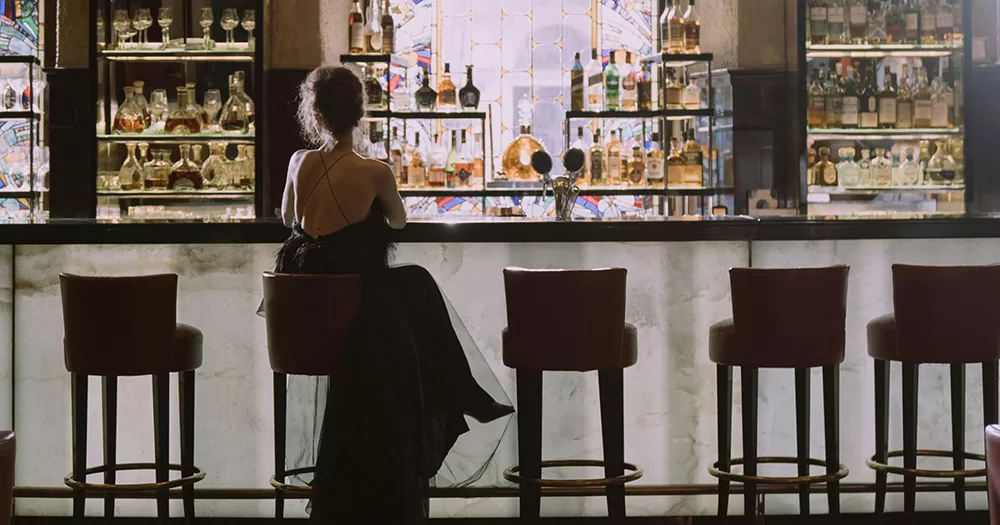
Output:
[46, 68, 93, 218]
[965, 64, 1000, 213]
[263, 69, 310, 218]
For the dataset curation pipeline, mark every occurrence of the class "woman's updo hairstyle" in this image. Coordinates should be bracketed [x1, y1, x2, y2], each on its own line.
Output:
[296, 65, 366, 145]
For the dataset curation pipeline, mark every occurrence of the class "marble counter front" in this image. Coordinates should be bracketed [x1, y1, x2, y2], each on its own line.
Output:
[0, 232, 998, 518]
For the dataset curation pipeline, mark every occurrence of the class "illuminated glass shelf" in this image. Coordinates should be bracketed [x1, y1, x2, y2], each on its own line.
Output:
[808, 128, 962, 141]
[339, 53, 415, 67]
[807, 42, 963, 58]
[97, 134, 256, 143]
[367, 110, 486, 120]
[642, 52, 714, 68]
[101, 41, 255, 62]
[808, 184, 964, 194]
[566, 108, 712, 120]
[400, 186, 733, 197]
[98, 190, 254, 199]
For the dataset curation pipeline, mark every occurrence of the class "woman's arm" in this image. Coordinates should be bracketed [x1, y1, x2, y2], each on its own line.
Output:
[374, 163, 407, 229]
[281, 151, 307, 227]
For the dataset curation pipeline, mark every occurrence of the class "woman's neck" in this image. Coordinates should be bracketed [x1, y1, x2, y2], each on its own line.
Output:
[330, 132, 354, 152]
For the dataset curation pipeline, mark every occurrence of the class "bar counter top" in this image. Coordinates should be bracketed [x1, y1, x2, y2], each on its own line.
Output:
[1, 214, 1000, 244]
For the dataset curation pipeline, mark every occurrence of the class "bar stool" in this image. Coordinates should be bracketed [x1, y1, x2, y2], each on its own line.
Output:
[709, 266, 850, 520]
[987, 425, 1000, 524]
[501, 268, 643, 521]
[0, 432, 13, 525]
[867, 264, 1000, 519]
[261, 272, 362, 519]
[60, 274, 205, 522]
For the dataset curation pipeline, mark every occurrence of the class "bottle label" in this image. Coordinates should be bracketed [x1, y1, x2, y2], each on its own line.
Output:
[896, 101, 913, 127]
[827, 9, 844, 23]
[590, 151, 604, 182]
[861, 111, 878, 128]
[811, 7, 827, 20]
[392, 151, 404, 183]
[823, 165, 837, 185]
[931, 102, 949, 127]
[668, 88, 683, 106]
[879, 98, 897, 124]
[350, 26, 365, 51]
[937, 12, 953, 29]
[866, 96, 877, 112]
[809, 95, 825, 111]
[901, 165, 921, 185]
[646, 158, 664, 182]
[874, 167, 891, 185]
[906, 13, 919, 32]
[683, 151, 703, 185]
[440, 90, 456, 106]
[407, 166, 425, 187]
[628, 164, 644, 184]
[571, 71, 584, 110]
[607, 152, 621, 178]
[842, 97, 859, 125]
[914, 100, 932, 121]
[850, 6, 867, 24]
[669, 21, 685, 48]
[922, 9, 937, 30]
[382, 27, 395, 54]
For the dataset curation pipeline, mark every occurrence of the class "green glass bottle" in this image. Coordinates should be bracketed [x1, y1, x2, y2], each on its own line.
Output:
[605, 53, 620, 111]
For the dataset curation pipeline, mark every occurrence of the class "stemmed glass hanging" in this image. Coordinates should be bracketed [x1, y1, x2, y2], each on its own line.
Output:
[220, 8, 239, 47]
[242, 10, 257, 48]
[199, 8, 215, 50]
[134, 8, 152, 48]
[158, 7, 173, 49]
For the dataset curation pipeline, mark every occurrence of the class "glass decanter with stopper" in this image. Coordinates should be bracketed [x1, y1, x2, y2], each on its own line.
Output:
[169, 144, 203, 190]
[414, 69, 437, 111]
[363, 65, 384, 111]
[244, 146, 256, 190]
[811, 146, 838, 187]
[132, 81, 151, 129]
[220, 74, 250, 134]
[165, 87, 203, 134]
[925, 140, 957, 184]
[114, 86, 146, 134]
[871, 147, 892, 186]
[896, 147, 923, 185]
[118, 142, 143, 190]
[501, 94, 543, 181]
[201, 141, 230, 189]
[143, 149, 170, 189]
[231, 144, 253, 190]
[459, 65, 480, 110]
[836, 147, 862, 187]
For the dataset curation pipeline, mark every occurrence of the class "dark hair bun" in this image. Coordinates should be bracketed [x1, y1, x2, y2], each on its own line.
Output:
[296, 66, 366, 144]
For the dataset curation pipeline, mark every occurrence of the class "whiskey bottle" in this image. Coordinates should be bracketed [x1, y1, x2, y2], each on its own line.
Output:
[668, 0, 686, 53]
[886, 0, 905, 43]
[920, 0, 937, 43]
[168, 144, 204, 190]
[811, 147, 838, 186]
[627, 145, 645, 185]
[459, 65, 481, 110]
[667, 137, 685, 186]
[826, 62, 844, 128]
[365, 0, 383, 53]
[427, 133, 446, 187]
[636, 61, 652, 111]
[621, 52, 638, 111]
[571, 52, 585, 111]
[930, 75, 951, 128]
[896, 64, 914, 128]
[454, 130, 474, 187]
[348, 0, 365, 54]
[841, 64, 860, 128]
[605, 53, 620, 110]
[682, 130, 704, 186]
[585, 48, 604, 111]
[684, 0, 701, 52]
[606, 130, 622, 183]
[415, 70, 437, 111]
[810, 0, 830, 45]
[437, 64, 457, 110]
[859, 66, 879, 129]
[878, 66, 897, 128]
[837, 147, 862, 186]
[936, 0, 953, 41]
[118, 142, 143, 191]
[903, 0, 920, 43]
[808, 68, 827, 128]
[913, 67, 932, 127]
[589, 128, 605, 184]
[381, 0, 395, 53]
[827, 0, 846, 44]
[646, 132, 665, 185]
[666, 69, 683, 110]
[166, 87, 203, 135]
[683, 75, 701, 109]
[363, 65, 385, 110]
[407, 132, 426, 187]
[445, 131, 458, 188]
[472, 132, 484, 187]
[868, 1, 888, 44]
[847, 0, 867, 42]
[390, 127, 405, 185]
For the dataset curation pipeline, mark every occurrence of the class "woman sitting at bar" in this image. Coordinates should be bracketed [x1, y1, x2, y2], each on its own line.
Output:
[274, 66, 513, 523]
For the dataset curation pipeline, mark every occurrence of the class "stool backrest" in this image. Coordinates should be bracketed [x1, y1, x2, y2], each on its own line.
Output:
[729, 266, 849, 368]
[0, 431, 12, 525]
[503, 267, 627, 371]
[262, 272, 362, 375]
[892, 264, 1000, 364]
[60, 273, 177, 376]
[989, 425, 1000, 525]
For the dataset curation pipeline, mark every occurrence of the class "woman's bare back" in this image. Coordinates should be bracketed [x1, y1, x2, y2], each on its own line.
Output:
[282, 147, 407, 238]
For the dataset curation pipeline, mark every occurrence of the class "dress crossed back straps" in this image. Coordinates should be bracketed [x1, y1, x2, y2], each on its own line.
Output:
[302, 149, 353, 225]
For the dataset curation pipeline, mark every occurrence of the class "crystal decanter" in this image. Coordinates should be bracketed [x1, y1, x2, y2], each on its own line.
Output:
[114, 86, 146, 134]
[200, 141, 230, 189]
[220, 74, 250, 135]
[169, 144, 203, 190]
[501, 94, 543, 181]
[118, 142, 143, 190]
[165, 87, 203, 134]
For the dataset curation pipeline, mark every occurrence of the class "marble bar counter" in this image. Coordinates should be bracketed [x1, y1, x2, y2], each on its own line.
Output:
[4, 216, 1000, 518]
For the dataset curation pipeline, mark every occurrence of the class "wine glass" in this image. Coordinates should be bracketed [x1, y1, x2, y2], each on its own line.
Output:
[149, 89, 169, 129]
[157, 7, 173, 49]
[199, 8, 215, 50]
[135, 8, 153, 47]
[241, 10, 257, 48]
[203, 89, 222, 131]
[96, 9, 106, 50]
[220, 8, 239, 46]
[112, 9, 133, 48]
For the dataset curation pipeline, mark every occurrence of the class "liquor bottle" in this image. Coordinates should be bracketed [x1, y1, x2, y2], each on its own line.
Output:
[827, 0, 846, 44]
[837, 147, 862, 186]
[859, 66, 879, 129]
[369, 123, 388, 162]
[445, 131, 458, 188]
[868, 1, 888, 44]
[437, 64, 457, 110]
[585, 48, 604, 111]
[232, 71, 256, 131]
[683, 75, 701, 109]
[811, 147, 838, 186]
[244, 146, 256, 190]
[201, 141, 230, 189]
[132, 81, 151, 129]
[472, 132, 484, 186]
[858, 148, 872, 185]
[810, 0, 830, 45]
[363, 65, 385, 110]
[621, 52, 638, 111]
[140, 145, 157, 190]
[589, 128, 605, 184]
[930, 74, 952, 128]
[682, 130, 704, 186]
[684, 0, 701, 52]
[348, 0, 365, 54]
[118, 142, 143, 191]
[459, 65, 481, 110]
[605, 53, 620, 110]
[871, 147, 892, 185]
[847, 0, 867, 42]
[572, 127, 587, 152]
[114, 86, 145, 134]
[636, 61, 652, 111]
[668, 0, 686, 53]
[826, 62, 844, 128]
[897, 147, 923, 185]
[381, 0, 395, 53]
[646, 132, 665, 185]
[896, 64, 914, 128]
[913, 67, 932, 127]
[606, 130, 622, 183]
[666, 69, 683, 110]
[936, 0, 953, 41]
[407, 132, 426, 187]
[427, 133, 446, 187]
[166, 87, 203, 134]
[191, 144, 204, 171]
[455, 130, 474, 187]
[920, 0, 937, 43]
[502, 94, 544, 181]
[808, 68, 827, 128]
[842, 64, 860, 128]
[879, 66, 897, 128]
[667, 137, 685, 185]
[168, 144, 203, 190]
[886, 0, 905, 43]
[219, 76, 249, 134]
[390, 127, 405, 185]
[570, 52, 585, 111]
[365, 0, 383, 52]
[627, 145, 645, 185]
[903, 0, 920, 43]
[415, 70, 437, 111]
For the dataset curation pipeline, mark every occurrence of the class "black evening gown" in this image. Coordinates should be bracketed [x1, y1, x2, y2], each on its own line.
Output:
[265, 203, 512, 523]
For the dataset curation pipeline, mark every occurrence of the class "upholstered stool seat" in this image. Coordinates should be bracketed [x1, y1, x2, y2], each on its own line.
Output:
[987, 425, 1000, 524]
[60, 274, 204, 523]
[0, 432, 13, 525]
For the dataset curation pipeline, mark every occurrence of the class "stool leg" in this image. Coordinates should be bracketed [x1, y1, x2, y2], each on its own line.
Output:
[179, 370, 196, 523]
[950, 363, 965, 513]
[102, 376, 117, 519]
[902, 363, 919, 519]
[984, 361, 999, 426]
[71, 374, 88, 522]
[152, 373, 170, 522]
[794, 367, 810, 516]
[516, 369, 543, 521]
[873, 359, 889, 515]
[717, 364, 733, 518]
[823, 364, 840, 518]
[741, 367, 758, 522]
[598, 369, 626, 522]
[273, 372, 286, 520]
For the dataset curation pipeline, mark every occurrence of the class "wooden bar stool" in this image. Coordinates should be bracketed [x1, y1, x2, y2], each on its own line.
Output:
[501, 268, 643, 522]
[867, 264, 1000, 519]
[709, 266, 850, 521]
[987, 425, 1000, 525]
[60, 274, 205, 523]
[0, 432, 13, 525]
[261, 272, 362, 519]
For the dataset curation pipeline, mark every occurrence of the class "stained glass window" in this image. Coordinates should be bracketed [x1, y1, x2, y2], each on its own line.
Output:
[0, 0, 38, 56]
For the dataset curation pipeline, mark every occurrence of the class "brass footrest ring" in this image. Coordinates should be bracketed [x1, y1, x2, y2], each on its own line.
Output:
[709, 456, 849, 485]
[64, 462, 205, 492]
[270, 466, 316, 493]
[866, 449, 986, 478]
[503, 459, 643, 487]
